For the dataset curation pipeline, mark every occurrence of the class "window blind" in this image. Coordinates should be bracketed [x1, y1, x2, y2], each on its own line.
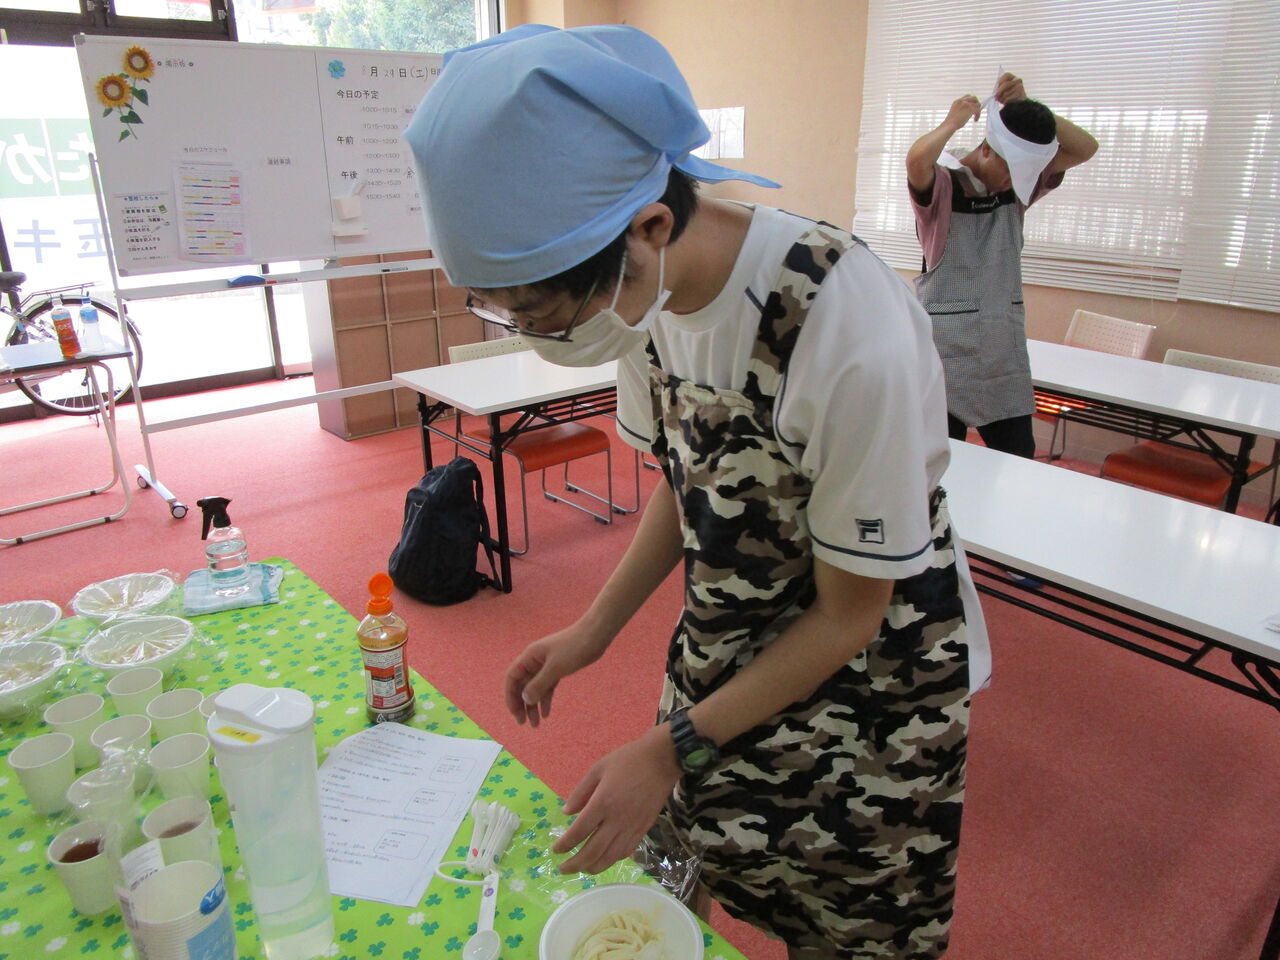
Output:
[854, 0, 1279, 313]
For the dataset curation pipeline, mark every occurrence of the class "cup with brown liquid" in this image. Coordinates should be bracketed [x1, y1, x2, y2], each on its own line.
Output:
[47, 819, 118, 915]
[141, 795, 221, 869]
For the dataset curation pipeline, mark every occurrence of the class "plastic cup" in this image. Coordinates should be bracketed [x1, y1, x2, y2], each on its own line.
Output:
[127, 860, 234, 960]
[149, 733, 211, 801]
[106, 666, 164, 716]
[44, 693, 107, 768]
[66, 762, 144, 848]
[142, 796, 221, 869]
[146, 689, 205, 741]
[7, 731, 75, 815]
[47, 818, 118, 915]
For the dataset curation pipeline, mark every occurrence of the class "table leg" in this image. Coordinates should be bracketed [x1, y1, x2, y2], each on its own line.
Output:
[1224, 434, 1257, 514]
[417, 393, 435, 473]
[489, 411, 513, 593]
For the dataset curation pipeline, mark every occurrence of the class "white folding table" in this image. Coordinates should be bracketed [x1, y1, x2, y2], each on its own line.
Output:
[943, 439, 1280, 960]
[392, 352, 619, 592]
[1029, 339, 1280, 513]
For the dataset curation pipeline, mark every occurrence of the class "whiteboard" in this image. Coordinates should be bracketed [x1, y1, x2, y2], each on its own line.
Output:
[75, 35, 441, 276]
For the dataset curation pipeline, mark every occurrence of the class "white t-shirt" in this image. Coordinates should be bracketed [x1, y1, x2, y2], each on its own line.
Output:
[616, 204, 992, 687]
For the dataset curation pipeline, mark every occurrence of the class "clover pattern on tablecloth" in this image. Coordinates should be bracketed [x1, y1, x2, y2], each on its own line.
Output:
[0, 561, 743, 960]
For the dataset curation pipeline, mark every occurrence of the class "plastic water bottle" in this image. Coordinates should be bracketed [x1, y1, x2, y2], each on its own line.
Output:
[78, 297, 104, 351]
[208, 684, 335, 960]
[51, 297, 81, 358]
[196, 496, 250, 597]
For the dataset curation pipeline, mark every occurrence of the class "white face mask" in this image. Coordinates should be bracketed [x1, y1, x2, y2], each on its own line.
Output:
[527, 248, 670, 368]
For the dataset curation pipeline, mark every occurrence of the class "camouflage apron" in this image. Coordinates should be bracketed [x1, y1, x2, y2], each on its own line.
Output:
[649, 222, 971, 958]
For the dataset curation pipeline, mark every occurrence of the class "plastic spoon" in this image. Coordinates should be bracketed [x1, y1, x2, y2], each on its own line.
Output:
[462, 871, 500, 960]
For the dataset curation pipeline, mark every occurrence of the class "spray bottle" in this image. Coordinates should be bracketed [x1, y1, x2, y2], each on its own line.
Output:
[196, 496, 250, 597]
[357, 574, 415, 724]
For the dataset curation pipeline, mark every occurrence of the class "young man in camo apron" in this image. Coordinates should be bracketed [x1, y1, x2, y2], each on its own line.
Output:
[406, 24, 992, 959]
[907, 73, 1098, 459]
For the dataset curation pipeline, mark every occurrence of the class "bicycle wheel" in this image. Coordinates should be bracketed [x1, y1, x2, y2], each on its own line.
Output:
[5, 297, 143, 415]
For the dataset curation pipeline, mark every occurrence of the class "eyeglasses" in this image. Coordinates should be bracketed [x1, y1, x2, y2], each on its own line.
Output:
[465, 274, 601, 343]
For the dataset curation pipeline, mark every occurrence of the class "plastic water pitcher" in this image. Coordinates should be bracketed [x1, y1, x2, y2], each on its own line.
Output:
[207, 684, 334, 959]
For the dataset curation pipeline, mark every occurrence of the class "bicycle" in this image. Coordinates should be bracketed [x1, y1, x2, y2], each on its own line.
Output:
[1, 271, 143, 416]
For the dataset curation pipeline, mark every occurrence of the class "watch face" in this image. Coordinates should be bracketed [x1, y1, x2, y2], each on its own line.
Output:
[683, 745, 716, 771]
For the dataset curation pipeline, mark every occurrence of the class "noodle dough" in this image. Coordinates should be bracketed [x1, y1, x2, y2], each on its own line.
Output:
[570, 909, 668, 960]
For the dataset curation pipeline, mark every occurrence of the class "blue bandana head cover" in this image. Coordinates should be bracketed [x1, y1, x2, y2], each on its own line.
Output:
[402, 23, 780, 288]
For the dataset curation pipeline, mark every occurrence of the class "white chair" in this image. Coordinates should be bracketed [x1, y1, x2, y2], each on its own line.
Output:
[447, 336, 617, 555]
[1037, 310, 1157, 460]
[1101, 349, 1280, 510]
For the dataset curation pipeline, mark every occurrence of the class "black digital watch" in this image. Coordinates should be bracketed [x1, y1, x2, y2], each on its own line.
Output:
[668, 706, 720, 779]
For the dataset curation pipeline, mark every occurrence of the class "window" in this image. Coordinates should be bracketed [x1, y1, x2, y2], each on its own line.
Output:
[855, 0, 1280, 313]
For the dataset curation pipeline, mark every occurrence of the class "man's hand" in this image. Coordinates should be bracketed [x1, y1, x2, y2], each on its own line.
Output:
[945, 94, 982, 131]
[503, 624, 609, 728]
[995, 72, 1027, 104]
[552, 725, 682, 875]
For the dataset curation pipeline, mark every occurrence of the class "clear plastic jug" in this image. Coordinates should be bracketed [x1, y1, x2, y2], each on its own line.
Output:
[207, 684, 334, 959]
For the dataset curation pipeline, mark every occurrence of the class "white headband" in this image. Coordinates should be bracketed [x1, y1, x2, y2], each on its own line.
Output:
[984, 95, 1058, 205]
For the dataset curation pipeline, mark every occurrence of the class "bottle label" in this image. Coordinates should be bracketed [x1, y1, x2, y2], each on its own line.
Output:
[360, 641, 412, 711]
[53, 311, 81, 357]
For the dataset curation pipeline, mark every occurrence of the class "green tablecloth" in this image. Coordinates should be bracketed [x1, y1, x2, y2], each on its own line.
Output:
[0, 560, 747, 960]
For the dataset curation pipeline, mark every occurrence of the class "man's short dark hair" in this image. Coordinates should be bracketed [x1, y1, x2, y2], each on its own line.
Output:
[1000, 99, 1055, 145]
[514, 168, 699, 300]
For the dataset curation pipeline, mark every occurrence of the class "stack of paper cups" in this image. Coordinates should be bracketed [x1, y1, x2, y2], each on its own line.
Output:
[123, 860, 236, 960]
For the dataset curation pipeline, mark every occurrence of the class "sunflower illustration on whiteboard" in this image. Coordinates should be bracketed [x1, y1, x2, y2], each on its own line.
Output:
[97, 45, 155, 141]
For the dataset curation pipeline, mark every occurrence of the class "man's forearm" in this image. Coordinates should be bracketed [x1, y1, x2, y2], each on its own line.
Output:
[1051, 112, 1099, 172]
[685, 560, 895, 747]
[577, 475, 683, 644]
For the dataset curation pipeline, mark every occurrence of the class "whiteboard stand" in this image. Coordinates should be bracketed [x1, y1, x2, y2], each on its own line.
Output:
[90, 157, 435, 521]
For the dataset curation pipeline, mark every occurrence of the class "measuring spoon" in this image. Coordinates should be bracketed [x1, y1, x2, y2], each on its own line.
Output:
[462, 871, 500, 960]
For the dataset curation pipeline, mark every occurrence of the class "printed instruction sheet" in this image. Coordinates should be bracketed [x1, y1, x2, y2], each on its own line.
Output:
[318, 722, 502, 906]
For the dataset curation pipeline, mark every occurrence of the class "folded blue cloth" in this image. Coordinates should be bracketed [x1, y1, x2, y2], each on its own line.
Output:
[183, 562, 284, 615]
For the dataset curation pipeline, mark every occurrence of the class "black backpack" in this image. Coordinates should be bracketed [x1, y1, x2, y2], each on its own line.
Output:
[389, 457, 497, 605]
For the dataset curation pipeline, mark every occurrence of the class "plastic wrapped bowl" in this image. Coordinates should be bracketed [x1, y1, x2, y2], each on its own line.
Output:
[0, 600, 62, 645]
[0, 640, 68, 718]
[82, 616, 194, 677]
[539, 883, 703, 960]
[71, 573, 175, 621]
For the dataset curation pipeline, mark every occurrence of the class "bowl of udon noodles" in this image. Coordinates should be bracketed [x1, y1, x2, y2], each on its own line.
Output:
[539, 882, 703, 960]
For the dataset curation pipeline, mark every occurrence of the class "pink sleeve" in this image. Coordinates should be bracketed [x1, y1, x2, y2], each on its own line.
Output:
[909, 165, 952, 271]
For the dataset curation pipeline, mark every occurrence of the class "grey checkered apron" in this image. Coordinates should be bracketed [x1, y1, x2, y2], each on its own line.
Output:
[915, 170, 1035, 428]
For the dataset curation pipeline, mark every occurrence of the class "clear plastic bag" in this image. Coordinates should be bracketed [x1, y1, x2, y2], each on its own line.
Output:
[69, 570, 181, 624]
[74, 615, 217, 685]
[0, 637, 75, 719]
[524, 819, 704, 908]
[0, 599, 63, 645]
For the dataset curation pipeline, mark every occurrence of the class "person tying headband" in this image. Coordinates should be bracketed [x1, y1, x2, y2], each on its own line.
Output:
[405, 24, 989, 959]
[906, 72, 1098, 458]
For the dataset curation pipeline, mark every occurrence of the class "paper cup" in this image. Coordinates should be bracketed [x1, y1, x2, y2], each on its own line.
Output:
[199, 695, 216, 720]
[44, 693, 107, 768]
[142, 796, 221, 869]
[7, 731, 75, 815]
[146, 689, 205, 741]
[149, 734, 211, 801]
[127, 860, 234, 960]
[47, 818, 119, 915]
[91, 714, 153, 790]
[106, 666, 164, 716]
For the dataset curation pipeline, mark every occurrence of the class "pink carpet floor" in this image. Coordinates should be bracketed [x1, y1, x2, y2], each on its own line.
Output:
[2, 379, 1277, 959]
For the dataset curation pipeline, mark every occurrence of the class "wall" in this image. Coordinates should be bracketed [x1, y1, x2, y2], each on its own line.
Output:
[501, 1, 1277, 508]
[505, 0, 867, 228]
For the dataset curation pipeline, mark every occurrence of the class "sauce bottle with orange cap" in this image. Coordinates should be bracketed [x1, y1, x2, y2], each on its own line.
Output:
[357, 573, 415, 724]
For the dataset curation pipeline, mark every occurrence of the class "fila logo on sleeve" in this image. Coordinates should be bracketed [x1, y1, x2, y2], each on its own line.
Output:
[856, 518, 885, 544]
